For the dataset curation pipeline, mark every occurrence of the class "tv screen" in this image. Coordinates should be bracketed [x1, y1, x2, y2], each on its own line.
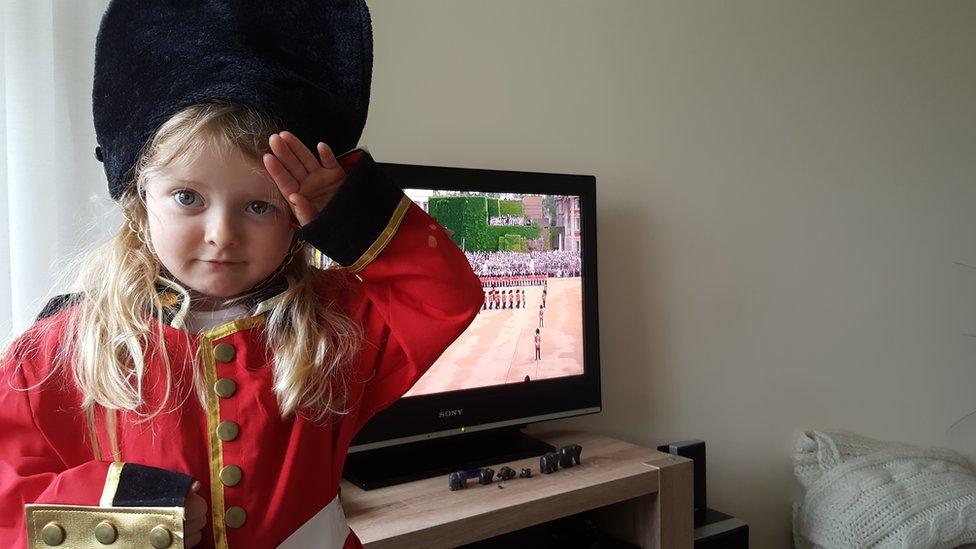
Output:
[402, 189, 584, 395]
[340, 160, 600, 488]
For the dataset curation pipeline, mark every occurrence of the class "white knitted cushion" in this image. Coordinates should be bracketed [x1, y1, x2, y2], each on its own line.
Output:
[792, 429, 976, 549]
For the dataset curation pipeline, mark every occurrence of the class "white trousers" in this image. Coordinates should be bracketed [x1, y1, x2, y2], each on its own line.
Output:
[277, 493, 351, 548]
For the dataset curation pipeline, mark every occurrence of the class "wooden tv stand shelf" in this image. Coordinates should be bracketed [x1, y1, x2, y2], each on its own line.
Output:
[340, 429, 694, 548]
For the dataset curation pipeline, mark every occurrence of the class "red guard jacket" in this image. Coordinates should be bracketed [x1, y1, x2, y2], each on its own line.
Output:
[0, 150, 484, 548]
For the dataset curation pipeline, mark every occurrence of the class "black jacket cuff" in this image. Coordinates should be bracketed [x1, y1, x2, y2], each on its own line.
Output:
[113, 463, 194, 507]
[296, 150, 407, 270]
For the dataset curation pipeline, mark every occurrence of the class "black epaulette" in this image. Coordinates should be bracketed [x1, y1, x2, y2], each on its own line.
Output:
[36, 293, 84, 322]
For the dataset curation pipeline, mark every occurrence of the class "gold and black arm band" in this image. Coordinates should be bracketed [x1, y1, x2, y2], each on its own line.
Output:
[26, 462, 193, 548]
[296, 149, 409, 272]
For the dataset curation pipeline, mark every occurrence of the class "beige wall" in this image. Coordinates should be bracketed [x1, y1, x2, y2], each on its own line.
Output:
[364, 2, 976, 547]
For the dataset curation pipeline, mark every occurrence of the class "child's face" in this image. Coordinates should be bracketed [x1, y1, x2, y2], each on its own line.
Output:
[145, 149, 295, 299]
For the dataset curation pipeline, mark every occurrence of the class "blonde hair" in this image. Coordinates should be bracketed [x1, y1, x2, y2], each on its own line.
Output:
[2, 102, 364, 459]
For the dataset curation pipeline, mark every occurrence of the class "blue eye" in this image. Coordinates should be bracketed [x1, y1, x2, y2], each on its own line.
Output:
[174, 190, 201, 207]
[247, 201, 275, 215]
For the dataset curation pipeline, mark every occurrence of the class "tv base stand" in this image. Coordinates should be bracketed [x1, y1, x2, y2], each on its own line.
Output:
[341, 429, 694, 548]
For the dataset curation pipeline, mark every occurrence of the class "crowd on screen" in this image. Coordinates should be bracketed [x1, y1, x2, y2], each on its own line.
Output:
[465, 250, 581, 278]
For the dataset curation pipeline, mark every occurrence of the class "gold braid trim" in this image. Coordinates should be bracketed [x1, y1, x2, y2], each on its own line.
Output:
[26, 504, 185, 548]
[198, 316, 266, 549]
[344, 195, 411, 274]
[98, 462, 125, 507]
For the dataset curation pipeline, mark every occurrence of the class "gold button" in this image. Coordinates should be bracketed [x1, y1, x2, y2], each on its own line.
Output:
[214, 378, 237, 398]
[220, 465, 243, 486]
[41, 522, 65, 546]
[216, 420, 239, 441]
[94, 520, 117, 544]
[214, 343, 236, 363]
[149, 525, 172, 548]
[225, 506, 247, 528]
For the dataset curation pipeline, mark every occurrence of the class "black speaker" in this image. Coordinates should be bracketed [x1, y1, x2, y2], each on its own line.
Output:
[656, 439, 706, 512]
[658, 439, 749, 549]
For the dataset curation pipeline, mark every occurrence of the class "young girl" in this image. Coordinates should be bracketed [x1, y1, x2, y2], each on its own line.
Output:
[0, 3, 483, 549]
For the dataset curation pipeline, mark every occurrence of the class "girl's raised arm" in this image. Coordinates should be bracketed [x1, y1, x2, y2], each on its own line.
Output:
[289, 147, 485, 433]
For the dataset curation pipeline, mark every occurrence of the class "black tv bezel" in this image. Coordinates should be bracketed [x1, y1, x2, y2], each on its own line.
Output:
[349, 160, 601, 449]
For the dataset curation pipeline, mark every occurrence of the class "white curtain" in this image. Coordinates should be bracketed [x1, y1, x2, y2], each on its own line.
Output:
[1, 0, 114, 340]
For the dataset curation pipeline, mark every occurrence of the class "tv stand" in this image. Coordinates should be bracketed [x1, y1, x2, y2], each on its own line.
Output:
[343, 426, 555, 490]
[341, 429, 694, 548]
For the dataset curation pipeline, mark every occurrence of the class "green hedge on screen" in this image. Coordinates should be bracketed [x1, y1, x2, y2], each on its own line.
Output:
[498, 200, 523, 216]
[498, 234, 527, 252]
[428, 196, 541, 252]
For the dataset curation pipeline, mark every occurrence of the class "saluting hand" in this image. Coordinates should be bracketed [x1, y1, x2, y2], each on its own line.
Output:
[263, 131, 346, 227]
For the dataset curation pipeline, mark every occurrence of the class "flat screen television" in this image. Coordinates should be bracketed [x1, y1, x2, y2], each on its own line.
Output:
[338, 159, 601, 490]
